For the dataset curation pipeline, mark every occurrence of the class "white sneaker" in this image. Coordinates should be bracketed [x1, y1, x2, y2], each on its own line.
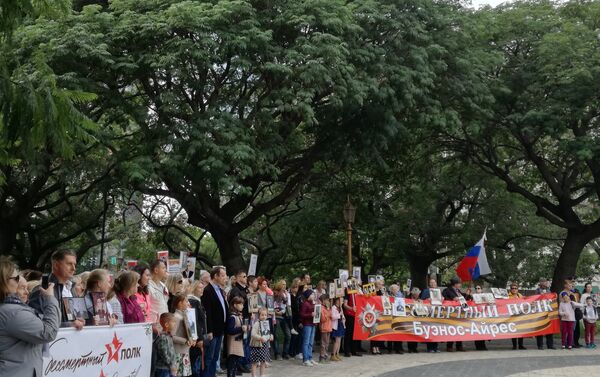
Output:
[303, 361, 314, 367]
[295, 353, 303, 360]
[291, 329, 299, 335]
[310, 360, 319, 366]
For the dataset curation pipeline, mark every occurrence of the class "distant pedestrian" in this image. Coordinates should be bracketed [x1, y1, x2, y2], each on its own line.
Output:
[583, 296, 597, 348]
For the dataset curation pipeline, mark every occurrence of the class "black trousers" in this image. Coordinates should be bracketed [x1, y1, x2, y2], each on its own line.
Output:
[511, 338, 524, 348]
[388, 341, 405, 352]
[447, 341, 463, 349]
[426, 342, 438, 352]
[190, 346, 202, 377]
[474, 340, 486, 350]
[574, 320, 581, 345]
[227, 355, 241, 377]
[344, 315, 361, 354]
[536, 334, 554, 349]
[407, 342, 418, 352]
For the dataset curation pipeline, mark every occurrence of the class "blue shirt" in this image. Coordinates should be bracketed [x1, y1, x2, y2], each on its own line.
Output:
[211, 282, 226, 321]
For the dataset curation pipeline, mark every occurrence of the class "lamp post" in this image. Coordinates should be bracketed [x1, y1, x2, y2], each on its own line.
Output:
[343, 197, 357, 271]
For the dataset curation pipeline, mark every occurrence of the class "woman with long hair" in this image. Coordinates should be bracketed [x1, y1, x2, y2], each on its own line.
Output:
[187, 280, 208, 377]
[114, 271, 145, 324]
[84, 269, 117, 326]
[0, 256, 60, 377]
[273, 279, 292, 360]
[133, 265, 153, 323]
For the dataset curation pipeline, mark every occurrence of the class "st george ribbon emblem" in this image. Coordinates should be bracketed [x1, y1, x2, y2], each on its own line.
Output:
[359, 303, 380, 336]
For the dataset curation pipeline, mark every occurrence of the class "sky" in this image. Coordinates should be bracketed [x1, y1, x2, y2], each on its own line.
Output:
[470, 0, 511, 8]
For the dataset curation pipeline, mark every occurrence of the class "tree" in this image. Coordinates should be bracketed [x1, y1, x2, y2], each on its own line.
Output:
[0, 0, 95, 176]
[34, 0, 480, 272]
[0, 1, 110, 267]
[447, 0, 600, 291]
[0, 144, 115, 268]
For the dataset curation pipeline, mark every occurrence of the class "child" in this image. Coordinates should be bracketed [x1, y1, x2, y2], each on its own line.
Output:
[155, 313, 178, 377]
[330, 297, 346, 361]
[300, 289, 317, 366]
[227, 297, 247, 377]
[583, 296, 598, 348]
[250, 308, 272, 377]
[559, 292, 583, 349]
[319, 295, 332, 362]
[172, 294, 195, 376]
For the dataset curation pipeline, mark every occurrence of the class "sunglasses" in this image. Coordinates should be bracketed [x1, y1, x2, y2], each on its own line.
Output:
[9, 276, 20, 283]
[476, 287, 482, 290]
[511, 287, 518, 290]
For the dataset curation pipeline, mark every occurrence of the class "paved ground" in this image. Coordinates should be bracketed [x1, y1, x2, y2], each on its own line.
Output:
[266, 340, 600, 377]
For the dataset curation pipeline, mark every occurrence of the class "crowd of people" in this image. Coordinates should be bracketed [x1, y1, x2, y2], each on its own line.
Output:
[0, 250, 598, 377]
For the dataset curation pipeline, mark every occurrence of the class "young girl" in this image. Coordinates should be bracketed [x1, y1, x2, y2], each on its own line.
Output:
[559, 292, 583, 349]
[583, 296, 598, 348]
[250, 308, 272, 377]
[331, 297, 346, 361]
[319, 295, 332, 362]
[227, 296, 247, 377]
[172, 294, 194, 376]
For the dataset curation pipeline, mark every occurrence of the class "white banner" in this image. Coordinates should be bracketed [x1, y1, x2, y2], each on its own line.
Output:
[43, 323, 153, 377]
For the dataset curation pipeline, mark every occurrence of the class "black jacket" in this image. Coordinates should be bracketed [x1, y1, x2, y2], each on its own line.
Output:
[442, 286, 463, 301]
[188, 295, 208, 341]
[29, 273, 70, 327]
[201, 283, 228, 337]
[229, 283, 249, 319]
[290, 293, 301, 329]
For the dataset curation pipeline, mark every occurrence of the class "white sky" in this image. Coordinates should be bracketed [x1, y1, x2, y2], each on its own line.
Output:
[470, 0, 511, 8]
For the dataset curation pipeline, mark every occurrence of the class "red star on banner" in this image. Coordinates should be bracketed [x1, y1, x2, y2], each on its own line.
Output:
[105, 332, 123, 365]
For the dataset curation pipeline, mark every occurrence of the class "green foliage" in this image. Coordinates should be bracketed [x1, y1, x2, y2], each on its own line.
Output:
[0, 0, 95, 179]
[1, 0, 598, 288]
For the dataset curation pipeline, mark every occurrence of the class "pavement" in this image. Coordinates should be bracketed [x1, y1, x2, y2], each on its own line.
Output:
[265, 339, 600, 377]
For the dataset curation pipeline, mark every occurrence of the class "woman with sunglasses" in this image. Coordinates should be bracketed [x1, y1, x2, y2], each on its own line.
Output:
[0, 256, 60, 377]
[166, 273, 186, 313]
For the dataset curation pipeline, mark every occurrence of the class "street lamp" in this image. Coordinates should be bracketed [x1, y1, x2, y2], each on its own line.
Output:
[343, 196, 357, 271]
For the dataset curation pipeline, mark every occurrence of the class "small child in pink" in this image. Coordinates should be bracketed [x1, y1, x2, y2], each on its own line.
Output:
[558, 293, 583, 349]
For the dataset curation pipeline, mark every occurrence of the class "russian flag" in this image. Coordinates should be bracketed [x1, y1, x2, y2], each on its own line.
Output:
[456, 232, 491, 281]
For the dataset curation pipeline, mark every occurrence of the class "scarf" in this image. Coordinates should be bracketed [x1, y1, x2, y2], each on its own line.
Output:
[3, 294, 23, 305]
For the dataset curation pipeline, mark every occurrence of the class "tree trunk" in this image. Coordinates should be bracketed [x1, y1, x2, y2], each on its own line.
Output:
[407, 253, 432, 290]
[0, 224, 19, 261]
[210, 229, 247, 274]
[550, 228, 591, 293]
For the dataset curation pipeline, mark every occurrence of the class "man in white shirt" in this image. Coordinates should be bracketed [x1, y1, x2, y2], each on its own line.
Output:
[148, 259, 169, 327]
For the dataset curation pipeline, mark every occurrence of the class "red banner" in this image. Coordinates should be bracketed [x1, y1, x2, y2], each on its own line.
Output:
[353, 293, 559, 342]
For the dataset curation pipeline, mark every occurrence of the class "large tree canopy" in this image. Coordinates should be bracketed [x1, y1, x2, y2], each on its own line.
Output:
[447, 0, 600, 291]
[24, 0, 483, 271]
[2, 0, 598, 290]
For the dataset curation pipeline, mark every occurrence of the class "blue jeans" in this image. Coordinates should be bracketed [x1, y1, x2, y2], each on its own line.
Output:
[302, 325, 316, 362]
[274, 317, 291, 357]
[204, 335, 223, 377]
[155, 369, 174, 377]
[242, 333, 251, 368]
